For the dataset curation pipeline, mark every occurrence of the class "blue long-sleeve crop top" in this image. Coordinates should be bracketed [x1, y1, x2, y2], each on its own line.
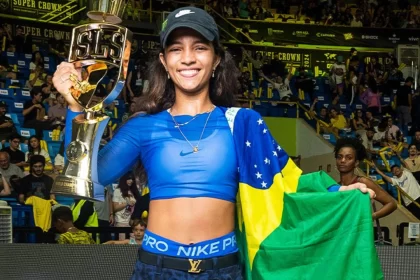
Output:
[66, 107, 239, 202]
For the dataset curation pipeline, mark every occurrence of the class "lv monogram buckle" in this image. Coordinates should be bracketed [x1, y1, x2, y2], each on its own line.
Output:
[188, 259, 203, 273]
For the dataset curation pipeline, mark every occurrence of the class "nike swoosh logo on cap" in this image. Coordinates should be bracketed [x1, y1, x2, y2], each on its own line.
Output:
[175, 10, 195, 18]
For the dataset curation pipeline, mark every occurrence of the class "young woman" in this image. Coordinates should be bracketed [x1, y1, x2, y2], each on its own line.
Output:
[29, 51, 44, 73]
[335, 137, 397, 219]
[25, 135, 52, 168]
[112, 172, 137, 240]
[53, 7, 374, 279]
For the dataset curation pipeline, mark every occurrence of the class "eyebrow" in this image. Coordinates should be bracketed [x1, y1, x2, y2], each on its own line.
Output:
[167, 38, 210, 47]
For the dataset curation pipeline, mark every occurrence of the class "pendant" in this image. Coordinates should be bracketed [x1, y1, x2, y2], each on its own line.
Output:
[193, 146, 199, 153]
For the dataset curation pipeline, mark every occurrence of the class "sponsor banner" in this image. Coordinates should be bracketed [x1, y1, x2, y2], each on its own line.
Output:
[227, 19, 420, 48]
[224, 44, 391, 73]
[0, 0, 78, 23]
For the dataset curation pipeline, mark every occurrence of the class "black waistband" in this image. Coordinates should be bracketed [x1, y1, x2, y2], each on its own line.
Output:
[138, 249, 239, 274]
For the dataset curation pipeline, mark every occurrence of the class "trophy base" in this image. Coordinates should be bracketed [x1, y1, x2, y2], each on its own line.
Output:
[87, 12, 122, 24]
[52, 175, 99, 202]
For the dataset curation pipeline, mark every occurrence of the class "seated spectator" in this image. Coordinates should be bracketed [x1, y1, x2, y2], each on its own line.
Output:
[330, 107, 349, 132]
[52, 206, 95, 244]
[104, 219, 146, 245]
[363, 128, 379, 159]
[25, 136, 53, 168]
[48, 94, 67, 126]
[385, 117, 402, 142]
[1, 133, 26, 169]
[28, 63, 47, 89]
[395, 144, 420, 183]
[18, 155, 55, 204]
[0, 151, 24, 194]
[370, 163, 420, 219]
[22, 89, 53, 137]
[0, 101, 16, 144]
[41, 75, 58, 106]
[29, 51, 44, 73]
[308, 99, 331, 133]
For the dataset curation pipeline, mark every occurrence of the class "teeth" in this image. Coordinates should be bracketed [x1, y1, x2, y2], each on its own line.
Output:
[179, 70, 199, 75]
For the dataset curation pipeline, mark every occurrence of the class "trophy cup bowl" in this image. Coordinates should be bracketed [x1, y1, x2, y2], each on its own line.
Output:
[87, 0, 127, 24]
[51, 8, 132, 201]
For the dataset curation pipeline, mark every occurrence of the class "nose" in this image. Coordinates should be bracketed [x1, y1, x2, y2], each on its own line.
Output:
[180, 47, 196, 65]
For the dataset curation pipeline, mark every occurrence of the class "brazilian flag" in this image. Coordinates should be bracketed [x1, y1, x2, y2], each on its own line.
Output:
[225, 108, 383, 280]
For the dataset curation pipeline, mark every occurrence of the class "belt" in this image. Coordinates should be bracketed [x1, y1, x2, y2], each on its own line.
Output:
[139, 249, 239, 274]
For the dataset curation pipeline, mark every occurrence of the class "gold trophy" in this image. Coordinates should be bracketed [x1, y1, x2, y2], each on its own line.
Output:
[51, 0, 132, 201]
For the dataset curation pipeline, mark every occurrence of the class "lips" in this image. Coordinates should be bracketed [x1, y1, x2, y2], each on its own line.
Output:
[177, 69, 200, 78]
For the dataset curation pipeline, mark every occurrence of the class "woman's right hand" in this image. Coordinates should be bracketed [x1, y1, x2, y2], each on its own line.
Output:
[52, 62, 83, 112]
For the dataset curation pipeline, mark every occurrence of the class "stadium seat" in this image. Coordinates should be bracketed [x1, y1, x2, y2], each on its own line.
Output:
[47, 142, 61, 161]
[15, 89, 31, 102]
[10, 102, 24, 114]
[43, 130, 54, 142]
[5, 113, 19, 125]
[323, 133, 337, 145]
[0, 88, 14, 100]
[19, 128, 36, 138]
[20, 143, 28, 153]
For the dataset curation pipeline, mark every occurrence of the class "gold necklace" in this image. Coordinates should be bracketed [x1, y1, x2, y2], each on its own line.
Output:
[170, 106, 215, 153]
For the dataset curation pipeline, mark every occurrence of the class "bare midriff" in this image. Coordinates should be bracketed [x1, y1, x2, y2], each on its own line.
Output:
[147, 197, 235, 244]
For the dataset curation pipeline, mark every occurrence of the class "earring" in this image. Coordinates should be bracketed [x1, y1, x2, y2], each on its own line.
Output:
[212, 69, 215, 78]
[167, 72, 170, 80]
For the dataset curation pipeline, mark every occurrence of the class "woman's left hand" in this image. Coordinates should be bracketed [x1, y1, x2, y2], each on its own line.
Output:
[339, 183, 376, 199]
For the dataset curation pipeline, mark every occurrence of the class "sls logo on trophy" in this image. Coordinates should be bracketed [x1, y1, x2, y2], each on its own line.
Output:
[51, 0, 132, 201]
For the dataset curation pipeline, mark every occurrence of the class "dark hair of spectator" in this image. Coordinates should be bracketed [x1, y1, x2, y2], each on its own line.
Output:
[131, 218, 147, 229]
[30, 88, 41, 98]
[28, 135, 42, 154]
[30, 154, 45, 167]
[334, 137, 367, 161]
[118, 172, 138, 199]
[52, 206, 73, 223]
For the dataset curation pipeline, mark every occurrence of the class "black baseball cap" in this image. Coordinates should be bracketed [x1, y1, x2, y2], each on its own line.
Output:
[160, 7, 219, 48]
[0, 101, 7, 108]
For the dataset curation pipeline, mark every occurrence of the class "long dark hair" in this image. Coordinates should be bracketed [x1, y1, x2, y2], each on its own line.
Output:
[131, 40, 240, 186]
[28, 135, 41, 154]
[118, 172, 138, 199]
[134, 41, 240, 114]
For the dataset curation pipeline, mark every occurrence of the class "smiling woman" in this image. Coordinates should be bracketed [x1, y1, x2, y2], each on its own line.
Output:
[52, 6, 378, 280]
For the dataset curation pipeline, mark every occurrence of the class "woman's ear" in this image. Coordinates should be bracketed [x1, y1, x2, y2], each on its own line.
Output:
[213, 55, 221, 70]
[355, 160, 360, 167]
[159, 53, 168, 72]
